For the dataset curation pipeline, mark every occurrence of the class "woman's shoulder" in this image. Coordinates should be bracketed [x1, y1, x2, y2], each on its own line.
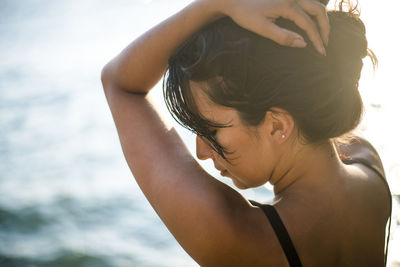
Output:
[269, 161, 391, 266]
[336, 136, 391, 219]
[343, 161, 391, 223]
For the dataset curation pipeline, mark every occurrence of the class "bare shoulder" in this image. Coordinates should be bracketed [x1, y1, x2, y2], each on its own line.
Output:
[343, 158, 391, 224]
[335, 136, 390, 215]
[336, 136, 386, 179]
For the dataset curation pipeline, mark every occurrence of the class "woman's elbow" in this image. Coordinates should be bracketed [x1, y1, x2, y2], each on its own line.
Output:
[100, 60, 148, 94]
[101, 62, 114, 91]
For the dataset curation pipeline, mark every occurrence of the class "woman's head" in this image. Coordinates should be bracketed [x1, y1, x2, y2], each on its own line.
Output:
[191, 83, 289, 189]
[163, 5, 376, 160]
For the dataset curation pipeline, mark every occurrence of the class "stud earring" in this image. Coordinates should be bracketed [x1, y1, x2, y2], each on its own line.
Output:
[281, 134, 286, 139]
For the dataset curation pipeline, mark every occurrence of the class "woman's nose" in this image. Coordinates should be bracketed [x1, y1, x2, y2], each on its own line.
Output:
[196, 135, 213, 160]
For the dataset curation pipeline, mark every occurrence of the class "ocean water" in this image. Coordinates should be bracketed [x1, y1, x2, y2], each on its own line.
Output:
[0, 0, 398, 266]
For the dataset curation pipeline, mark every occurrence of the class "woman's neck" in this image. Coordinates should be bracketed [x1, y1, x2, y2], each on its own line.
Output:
[270, 140, 346, 196]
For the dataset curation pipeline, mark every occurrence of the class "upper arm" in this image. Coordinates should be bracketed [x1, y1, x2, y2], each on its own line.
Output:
[101, 68, 277, 266]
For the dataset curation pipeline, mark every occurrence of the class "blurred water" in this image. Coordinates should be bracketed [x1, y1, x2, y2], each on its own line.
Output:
[0, 0, 399, 266]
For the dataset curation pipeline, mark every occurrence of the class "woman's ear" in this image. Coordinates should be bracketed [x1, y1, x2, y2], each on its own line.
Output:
[265, 107, 295, 144]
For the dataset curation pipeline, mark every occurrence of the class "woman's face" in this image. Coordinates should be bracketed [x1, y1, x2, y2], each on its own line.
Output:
[191, 82, 279, 189]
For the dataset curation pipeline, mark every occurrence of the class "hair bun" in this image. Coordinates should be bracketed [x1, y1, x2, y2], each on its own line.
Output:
[326, 11, 369, 85]
[327, 11, 368, 58]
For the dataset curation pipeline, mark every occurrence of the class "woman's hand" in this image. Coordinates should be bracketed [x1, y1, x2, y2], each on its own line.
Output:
[103, 0, 329, 95]
[216, 0, 329, 55]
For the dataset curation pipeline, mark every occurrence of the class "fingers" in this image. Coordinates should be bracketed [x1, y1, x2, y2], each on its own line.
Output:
[238, 16, 307, 48]
[281, 1, 326, 55]
[227, 0, 330, 54]
[297, 0, 330, 45]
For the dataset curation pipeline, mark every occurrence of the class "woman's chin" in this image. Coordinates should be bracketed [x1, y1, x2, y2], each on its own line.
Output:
[221, 171, 250, 189]
[232, 179, 249, 190]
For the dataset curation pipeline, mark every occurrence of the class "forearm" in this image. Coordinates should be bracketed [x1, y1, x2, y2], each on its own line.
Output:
[101, 0, 224, 93]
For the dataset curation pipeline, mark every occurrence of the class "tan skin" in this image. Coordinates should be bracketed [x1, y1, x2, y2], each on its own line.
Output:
[101, 0, 391, 266]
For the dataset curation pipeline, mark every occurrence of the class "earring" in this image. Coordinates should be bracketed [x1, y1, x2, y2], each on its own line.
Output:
[281, 134, 286, 139]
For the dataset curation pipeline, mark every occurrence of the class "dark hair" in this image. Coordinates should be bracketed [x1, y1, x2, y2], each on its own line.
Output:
[163, 5, 376, 159]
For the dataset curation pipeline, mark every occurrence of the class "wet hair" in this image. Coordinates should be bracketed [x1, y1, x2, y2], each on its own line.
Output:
[163, 2, 377, 159]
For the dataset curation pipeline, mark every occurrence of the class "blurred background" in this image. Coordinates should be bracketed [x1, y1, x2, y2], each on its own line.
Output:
[0, 0, 398, 266]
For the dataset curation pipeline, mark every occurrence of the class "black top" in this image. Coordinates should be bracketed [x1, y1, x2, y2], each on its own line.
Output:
[250, 199, 303, 267]
[250, 157, 392, 267]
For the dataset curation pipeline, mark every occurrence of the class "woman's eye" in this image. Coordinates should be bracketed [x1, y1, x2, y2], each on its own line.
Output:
[210, 129, 217, 137]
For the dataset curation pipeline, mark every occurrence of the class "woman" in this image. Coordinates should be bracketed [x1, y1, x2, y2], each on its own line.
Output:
[101, 0, 392, 266]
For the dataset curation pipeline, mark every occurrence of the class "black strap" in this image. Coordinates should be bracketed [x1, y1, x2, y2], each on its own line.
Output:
[342, 158, 392, 266]
[250, 200, 303, 267]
